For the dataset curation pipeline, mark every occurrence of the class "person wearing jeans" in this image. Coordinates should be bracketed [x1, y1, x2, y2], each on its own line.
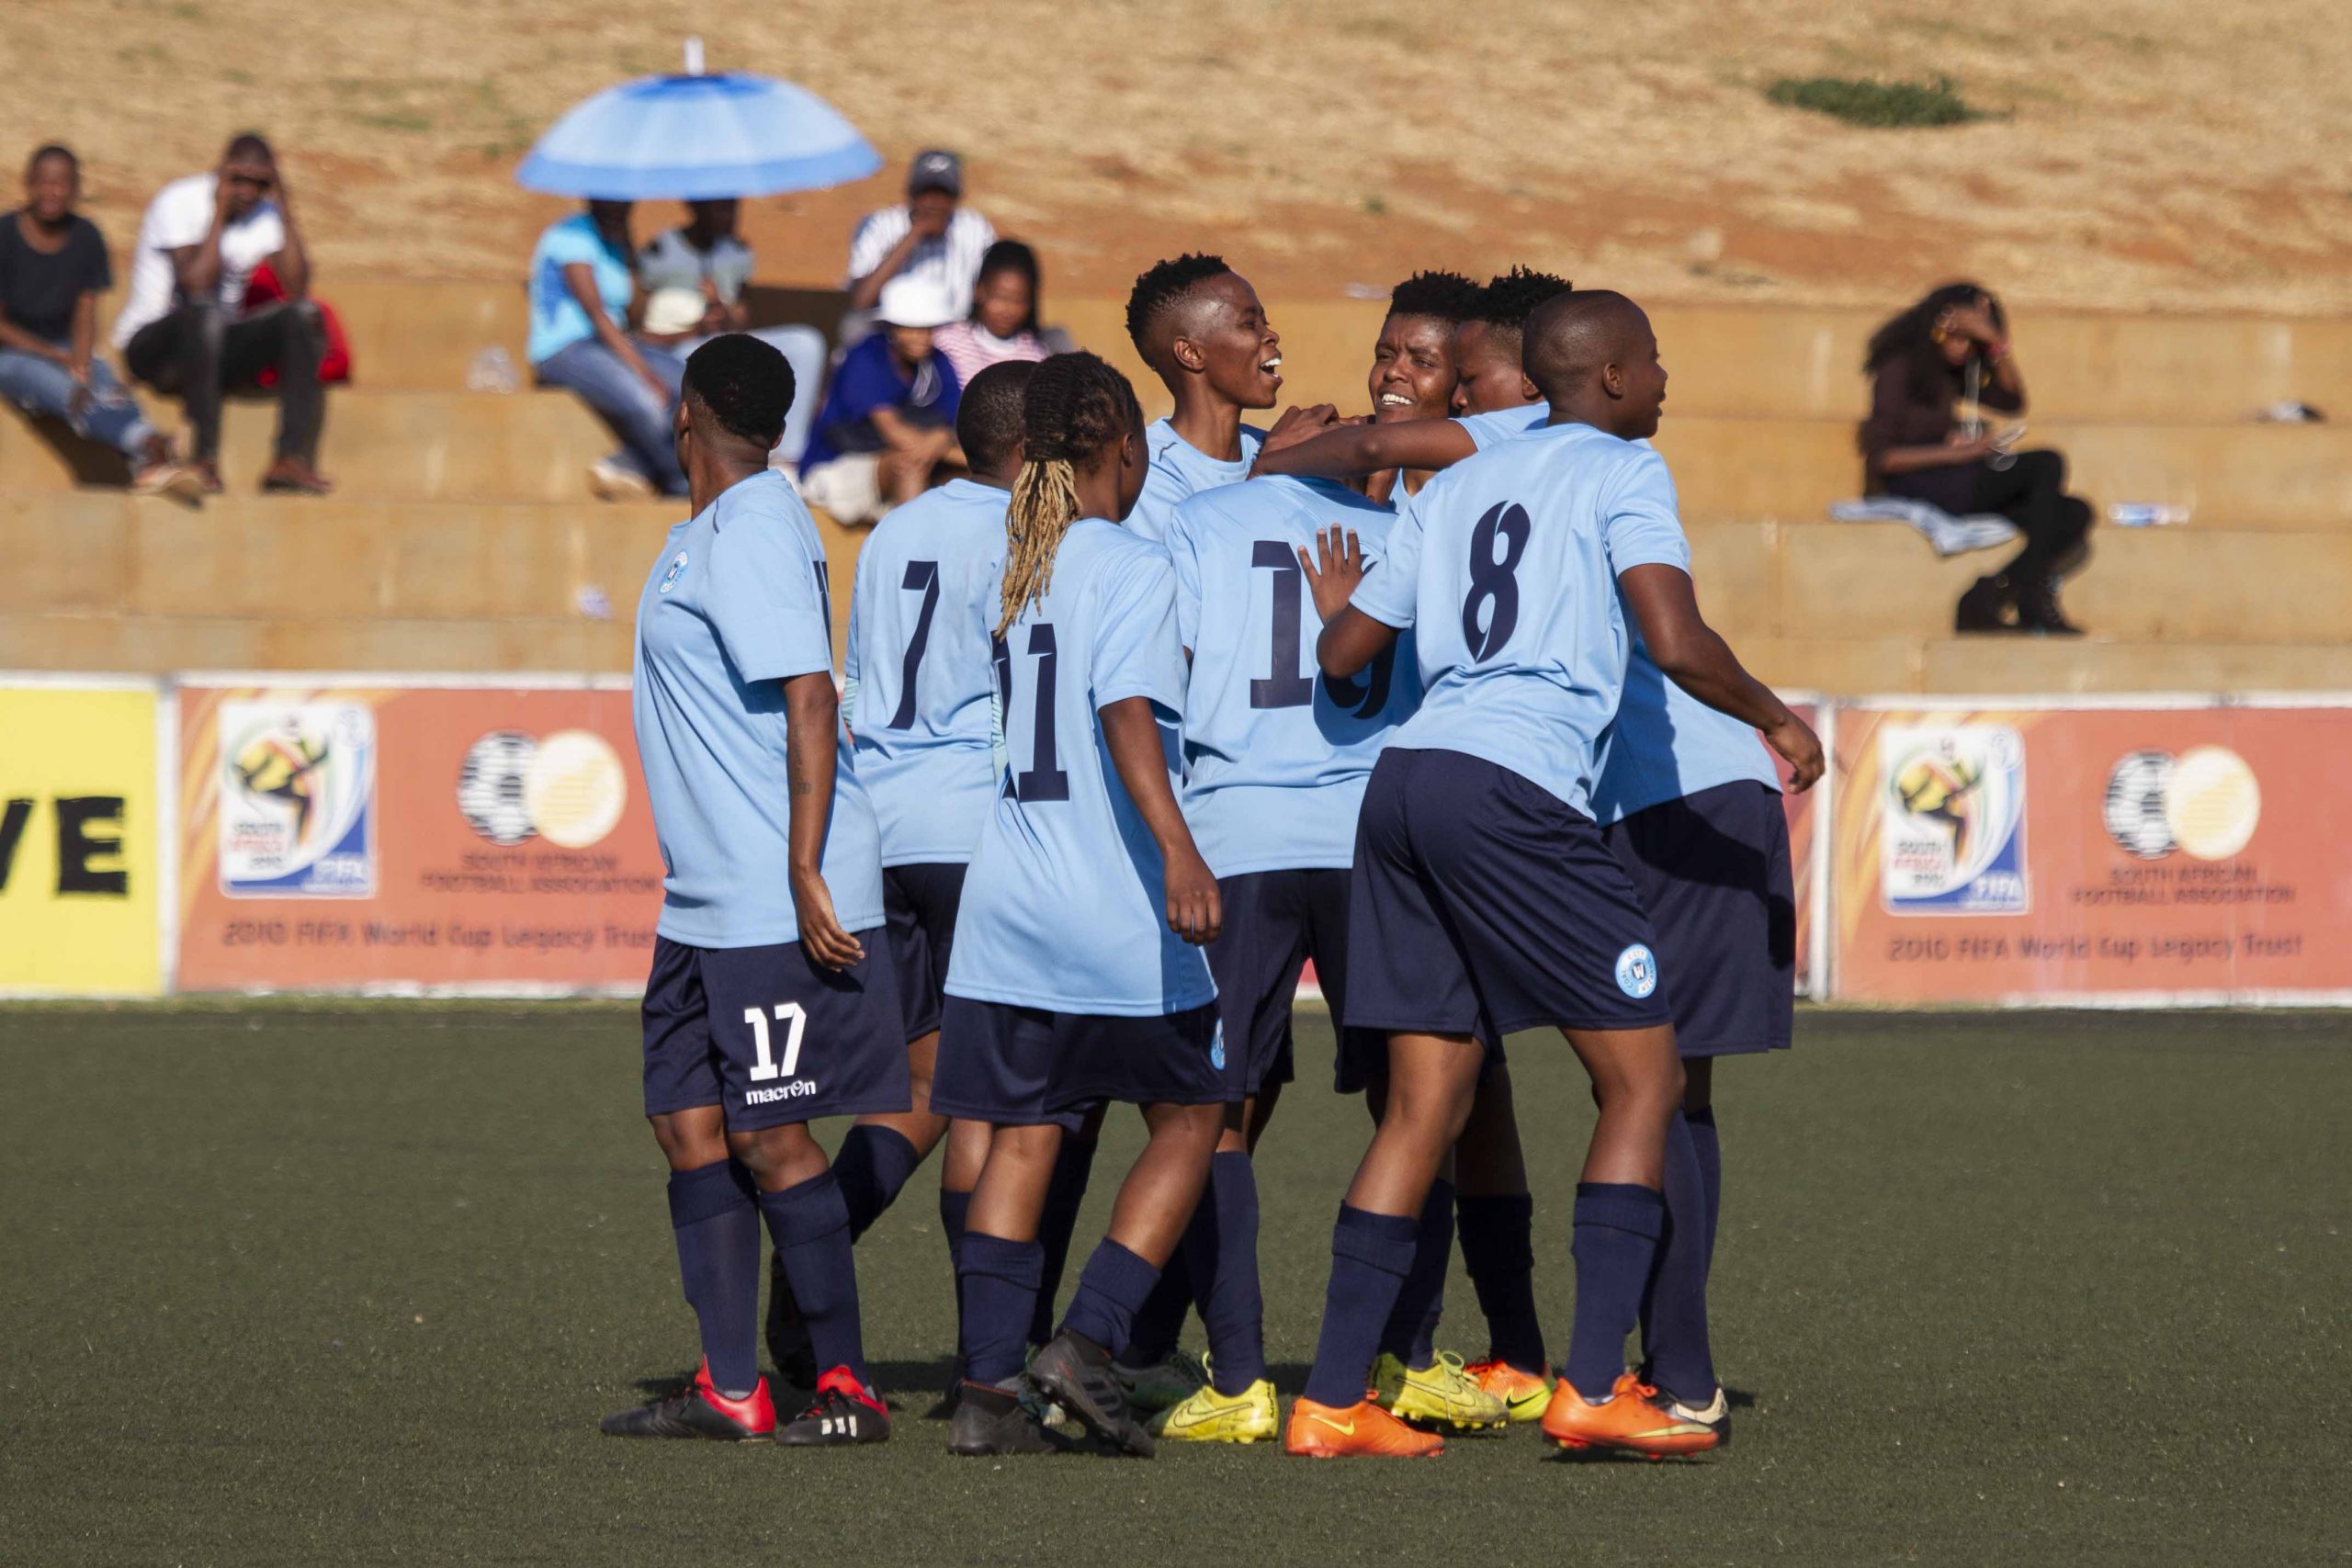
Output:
[526, 199, 686, 501]
[112, 133, 331, 494]
[0, 146, 199, 496]
[638, 198, 827, 465]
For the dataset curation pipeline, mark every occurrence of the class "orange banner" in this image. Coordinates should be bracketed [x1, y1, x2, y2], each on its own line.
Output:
[1783, 697, 1824, 998]
[175, 680, 662, 993]
[1832, 702, 2352, 1002]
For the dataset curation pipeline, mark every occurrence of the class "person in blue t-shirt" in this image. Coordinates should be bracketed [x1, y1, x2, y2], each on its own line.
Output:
[759, 361, 1037, 1384]
[1262, 275, 1818, 1442]
[526, 199, 689, 501]
[1119, 253, 1283, 544]
[799, 274, 965, 525]
[927, 352, 1227, 1459]
[1283, 291, 1820, 1461]
[609, 335, 909, 1450]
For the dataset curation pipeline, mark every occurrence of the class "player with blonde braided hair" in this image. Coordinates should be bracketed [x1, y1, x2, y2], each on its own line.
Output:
[931, 352, 1228, 1458]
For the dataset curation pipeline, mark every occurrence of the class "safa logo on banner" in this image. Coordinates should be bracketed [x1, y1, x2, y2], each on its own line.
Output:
[218, 701, 378, 897]
[1880, 723, 2029, 915]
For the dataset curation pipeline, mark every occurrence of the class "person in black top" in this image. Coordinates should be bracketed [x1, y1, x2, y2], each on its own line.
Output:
[0, 145, 198, 497]
[1859, 282, 2091, 635]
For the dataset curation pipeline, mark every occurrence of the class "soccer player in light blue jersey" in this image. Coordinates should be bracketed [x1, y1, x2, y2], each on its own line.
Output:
[1120, 254, 1283, 544]
[928, 352, 1228, 1459]
[1285, 292, 1820, 1461]
[608, 335, 909, 1450]
[1257, 268, 1582, 1423]
[763, 360, 1038, 1387]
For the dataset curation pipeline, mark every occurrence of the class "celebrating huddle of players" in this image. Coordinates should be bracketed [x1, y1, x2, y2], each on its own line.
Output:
[613, 255, 1826, 1461]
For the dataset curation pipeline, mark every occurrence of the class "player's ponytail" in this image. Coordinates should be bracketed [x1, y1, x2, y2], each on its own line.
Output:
[998, 351, 1142, 636]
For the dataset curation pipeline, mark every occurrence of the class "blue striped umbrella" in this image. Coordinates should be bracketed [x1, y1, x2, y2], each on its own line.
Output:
[515, 60, 881, 200]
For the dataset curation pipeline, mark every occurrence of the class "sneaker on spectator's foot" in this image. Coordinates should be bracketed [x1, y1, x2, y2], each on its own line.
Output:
[187, 459, 226, 496]
[260, 457, 333, 496]
[132, 461, 207, 503]
[588, 459, 656, 502]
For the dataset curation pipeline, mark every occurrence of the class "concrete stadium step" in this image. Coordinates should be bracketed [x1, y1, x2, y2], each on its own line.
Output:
[1693, 520, 2352, 646]
[150, 280, 2352, 425]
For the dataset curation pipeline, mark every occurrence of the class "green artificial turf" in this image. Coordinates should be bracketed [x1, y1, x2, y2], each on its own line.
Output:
[2, 1005, 2346, 1565]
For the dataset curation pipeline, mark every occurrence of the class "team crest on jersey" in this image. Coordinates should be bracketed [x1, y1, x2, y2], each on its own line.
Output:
[1614, 943, 1658, 999]
[658, 550, 689, 594]
[1209, 1021, 1227, 1073]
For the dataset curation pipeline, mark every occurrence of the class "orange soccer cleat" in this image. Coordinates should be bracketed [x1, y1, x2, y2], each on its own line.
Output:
[1464, 1358, 1557, 1423]
[1283, 1395, 1446, 1459]
[1540, 1371, 1721, 1458]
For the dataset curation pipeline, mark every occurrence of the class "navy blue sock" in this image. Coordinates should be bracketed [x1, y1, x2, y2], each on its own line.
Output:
[1689, 1108, 1723, 1269]
[1058, 1239, 1163, 1359]
[1122, 1243, 1193, 1366]
[1640, 1115, 1718, 1403]
[1378, 1178, 1454, 1366]
[958, 1231, 1043, 1387]
[667, 1160, 763, 1395]
[1302, 1205, 1421, 1408]
[1027, 1138, 1097, 1347]
[1565, 1182, 1667, 1399]
[1183, 1151, 1265, 1394]
[833, 1124, 922, 1241]
[1457, 1192, 1546, 1374]
[757, 1171, 867, 1387]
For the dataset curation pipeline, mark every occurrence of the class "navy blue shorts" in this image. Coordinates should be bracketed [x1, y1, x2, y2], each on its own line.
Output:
[1206, 869, 1385, 1100]
[883, 862, 967, 1044]
[1602, 781, 1795, 1057]
[641, 932, 912, 1130]
[931, 997, 1225, 1124]
[1346, 749, 1674, 1041]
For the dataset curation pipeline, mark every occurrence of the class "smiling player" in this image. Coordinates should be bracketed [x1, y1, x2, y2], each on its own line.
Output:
[1285, 291, 1818, 1460]
[1119, 253, 1284, 544]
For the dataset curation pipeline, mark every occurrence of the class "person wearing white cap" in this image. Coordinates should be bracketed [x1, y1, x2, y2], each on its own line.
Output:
[798, 273, 967, 525]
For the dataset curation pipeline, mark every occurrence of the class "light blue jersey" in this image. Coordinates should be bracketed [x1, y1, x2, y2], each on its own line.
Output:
[1351, 422, 1689, 817]
[946, 518, 1216, 1016]
[842, 479, 1009, 864]
[1454, 401, 1547, 451]
[1125, 417, 1265, 544]
[1450, 408, 1782, 820]
[632, 470, 886, 948]
[1166, 476, 1422, 876]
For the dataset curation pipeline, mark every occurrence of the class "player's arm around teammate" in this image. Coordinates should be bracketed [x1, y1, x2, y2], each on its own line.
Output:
[607, 335, 909, 1450]
[928, 352, 1227, 1459]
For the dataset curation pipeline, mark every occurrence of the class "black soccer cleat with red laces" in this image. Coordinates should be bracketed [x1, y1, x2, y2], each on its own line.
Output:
[778, 1366, 891, 1447]
[601, 1361, 776, 1441]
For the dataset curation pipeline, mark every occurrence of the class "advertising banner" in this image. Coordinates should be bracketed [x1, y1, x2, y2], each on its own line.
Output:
[0, 679, 166, 997]
[1832, 700, 2352, 1003]
[175, 678, 662, 993]
[1783, 696, 1825, 998]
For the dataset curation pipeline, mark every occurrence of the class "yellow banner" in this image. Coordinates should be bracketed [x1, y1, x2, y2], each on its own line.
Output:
[0, 682, 164, 996]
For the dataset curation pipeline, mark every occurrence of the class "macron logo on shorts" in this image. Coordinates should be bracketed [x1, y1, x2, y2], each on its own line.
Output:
[1615, 943, 1659, 1000]
[746, 1079, 820, 1105]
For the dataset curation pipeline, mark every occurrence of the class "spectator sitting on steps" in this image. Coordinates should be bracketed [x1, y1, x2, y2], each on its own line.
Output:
[113, 132, 332, 495]
[0, 144, 200, 499]
[527, 198, 688, 502]
[636, 197, 829, 465]
[797, 274, 964, 525]
[1860, 282, 2092, 636]
[842, 149, 995, 343]
[933, 238, 1069, 386]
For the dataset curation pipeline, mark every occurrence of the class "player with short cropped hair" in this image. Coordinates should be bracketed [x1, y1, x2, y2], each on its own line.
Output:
[1142, 276, 1464, 1439]
[930, 351, 1228, 1458]
[1285, 291, 1818, 1460]
[1119, 253, 1283, 544]
[609, 333, 909, 1448]
[763, 360, 1041, 1387]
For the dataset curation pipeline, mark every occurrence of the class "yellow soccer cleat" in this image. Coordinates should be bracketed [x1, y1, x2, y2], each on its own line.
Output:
[1371, 1350, 1509, 1431]
[1148, 1377, 1281, 1443]
[1464, 1358, 1557, 1423]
